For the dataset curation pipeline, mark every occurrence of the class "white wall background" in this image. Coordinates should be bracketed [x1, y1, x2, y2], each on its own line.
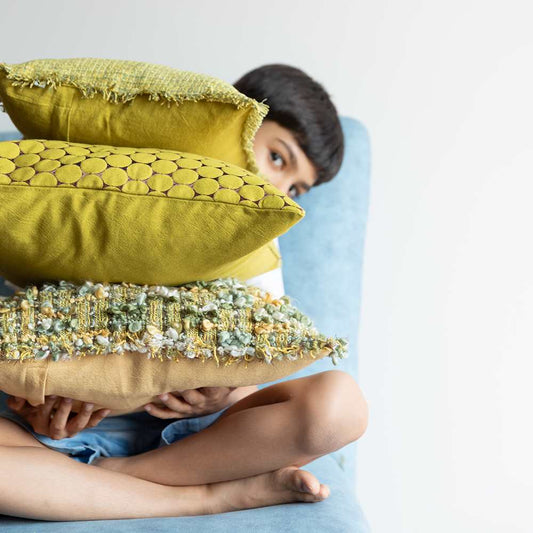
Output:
[1, 1, 531, 531]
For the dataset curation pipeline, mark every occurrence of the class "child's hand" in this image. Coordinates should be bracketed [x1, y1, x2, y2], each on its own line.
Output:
[6, 395, 111, 440]
[144, 386, 257, 419]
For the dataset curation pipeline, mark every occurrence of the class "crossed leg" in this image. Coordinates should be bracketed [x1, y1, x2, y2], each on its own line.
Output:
[96, 370, 369, 486]
[0, 371, 366, 521]
[0, 422, 331, 521]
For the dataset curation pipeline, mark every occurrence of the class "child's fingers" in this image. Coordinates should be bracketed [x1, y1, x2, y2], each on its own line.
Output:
[199, 386, 235, 397]
[66, 402, 95, 435]
[157, 392, 195, 413]
[37, 395, 59, 420]
[86, 409, 112, 428]
[48, 397, 73, 439]
[144, 402, 187, 419]
[179, 389, 207, 406]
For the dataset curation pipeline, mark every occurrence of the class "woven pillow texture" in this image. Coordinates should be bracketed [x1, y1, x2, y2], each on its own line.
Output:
[0, 278, 348, 415]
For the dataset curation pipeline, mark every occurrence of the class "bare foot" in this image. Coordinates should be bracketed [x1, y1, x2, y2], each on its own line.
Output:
[205, 465, 330, 515]
[94, 458, 330, 515]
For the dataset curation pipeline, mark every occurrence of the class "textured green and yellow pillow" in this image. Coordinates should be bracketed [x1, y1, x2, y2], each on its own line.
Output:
[0, 278, 348, 415]
[0, 139, 304, 288]
[0, 58, 268, 173]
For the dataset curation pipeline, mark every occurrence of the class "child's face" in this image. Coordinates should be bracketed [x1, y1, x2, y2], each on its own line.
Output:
[252, 120, 318, 199]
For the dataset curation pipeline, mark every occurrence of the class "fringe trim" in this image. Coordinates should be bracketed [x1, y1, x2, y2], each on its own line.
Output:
[0, 336, 336, 370]
[242, 99, 269, 174]
[0, 63, 269, 173]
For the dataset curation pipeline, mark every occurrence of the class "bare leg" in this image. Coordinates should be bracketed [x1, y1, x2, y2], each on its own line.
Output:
[0, 421, 329, 521]
[0, 445, 208, 521]
[97, 370, 367, 486]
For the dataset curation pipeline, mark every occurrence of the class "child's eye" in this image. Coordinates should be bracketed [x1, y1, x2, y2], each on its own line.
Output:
[269, 151, 284, 168]
[288, 185, 300, 199]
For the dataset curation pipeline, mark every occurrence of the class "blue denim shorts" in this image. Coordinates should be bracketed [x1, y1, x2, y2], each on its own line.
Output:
[0, 392, 229, 466]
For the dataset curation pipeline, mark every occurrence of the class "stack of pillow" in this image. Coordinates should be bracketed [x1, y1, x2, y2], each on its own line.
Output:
[0, 58, 348, 414]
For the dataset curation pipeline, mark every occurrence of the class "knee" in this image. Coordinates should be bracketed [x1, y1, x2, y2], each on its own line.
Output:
[294, 370, 369, 456]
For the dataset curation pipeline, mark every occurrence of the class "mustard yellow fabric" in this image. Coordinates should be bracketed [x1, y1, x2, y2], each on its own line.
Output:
[0, 139, 304, 287]
[0, 58, 269, 173]
[0, 351, 332, 416]
[0, 278, 347, 415]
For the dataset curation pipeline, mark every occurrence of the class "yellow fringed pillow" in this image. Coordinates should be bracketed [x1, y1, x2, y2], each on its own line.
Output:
[0, 139, 304, 288]
[0, 278, 348, 416]
[0, 58, 268, 173]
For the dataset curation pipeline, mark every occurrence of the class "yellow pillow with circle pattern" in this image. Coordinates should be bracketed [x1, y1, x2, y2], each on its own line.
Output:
[0, 139, 304, 288]
[0, 58, 268, 173]
[0, 277, 348, 416]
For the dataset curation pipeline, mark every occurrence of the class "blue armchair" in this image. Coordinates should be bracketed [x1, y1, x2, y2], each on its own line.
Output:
[0, 116, 372, 532]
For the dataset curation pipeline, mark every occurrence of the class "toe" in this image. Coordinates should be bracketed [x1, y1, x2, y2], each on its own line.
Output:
[318, 484, 330, 499]
[294, 469, 320, 495]
[276, 466, 322, 497]
[299, 483, 329, 503]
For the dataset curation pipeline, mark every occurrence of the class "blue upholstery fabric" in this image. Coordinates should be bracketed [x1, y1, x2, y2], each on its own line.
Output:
[260, 116, 371, 488]
[0, 116, 372, 531]
[0, 130, 22, 142]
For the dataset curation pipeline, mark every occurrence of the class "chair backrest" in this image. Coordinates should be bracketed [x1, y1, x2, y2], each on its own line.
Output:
[279, 116, 370, 378]
[270, 116, 371, 485]
[0, 117, 372, 485]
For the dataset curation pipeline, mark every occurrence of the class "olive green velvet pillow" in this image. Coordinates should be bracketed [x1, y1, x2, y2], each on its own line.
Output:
[0, 278, 348, 415]
[0, 58, 268, 173]
[0, 139, 304, 288]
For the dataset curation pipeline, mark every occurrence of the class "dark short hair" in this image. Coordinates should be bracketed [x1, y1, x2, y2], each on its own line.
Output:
[233, 64, 344, 187]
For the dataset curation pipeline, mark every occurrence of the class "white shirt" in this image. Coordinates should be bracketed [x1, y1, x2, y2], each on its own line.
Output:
[244, 238, 285, 299]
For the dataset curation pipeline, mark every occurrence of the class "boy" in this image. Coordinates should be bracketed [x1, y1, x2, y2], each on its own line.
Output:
[0, 64, 368, 520]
